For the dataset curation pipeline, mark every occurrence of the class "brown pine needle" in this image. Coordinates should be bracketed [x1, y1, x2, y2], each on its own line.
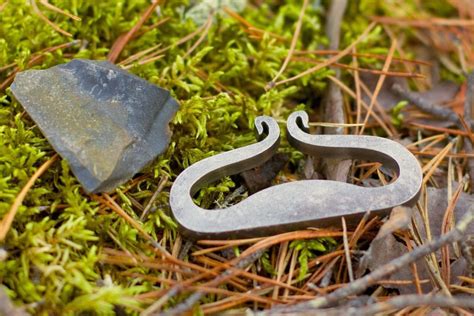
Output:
[294, 49, 432, 66]
[118, 44, 162, 66]
[184, 13, 214, 58]
[409, 122, 471, 137]
[273, 21, 377, 87]
[107, 0, 161, 63]
[102, 193, 154, 242]
[39, 0, 81, 21]
[123, 54, 164, 69]
[127, 22, 208, 67]
[140, 176, 168, 220]
[341, 217, 354, 282]
[291, 56, 424, 78]
[268, 0, 309, 87]
[422, 141, 453, 184]
[0, 2, 8, 12]
[328, 75, 394, 137]
[440, 181, 463, 285]
[359, 38, 397, 135]
[0, 154, 58, 241]
[372, 16, 474, 27]
[30, 0, 72, 37]
[223, 7, 286, 41]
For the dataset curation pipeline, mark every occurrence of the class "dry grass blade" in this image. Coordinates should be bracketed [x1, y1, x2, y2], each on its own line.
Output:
[440, 182, 464, 285]
[422, 141, 453, 185]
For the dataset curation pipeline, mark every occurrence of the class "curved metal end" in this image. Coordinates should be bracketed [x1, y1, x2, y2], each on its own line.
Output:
[254, 116, 278, 141]
[287, 111, 310, 133]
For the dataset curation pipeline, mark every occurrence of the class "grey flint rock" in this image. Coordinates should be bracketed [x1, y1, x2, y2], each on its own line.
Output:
[11, 59, 179, 193]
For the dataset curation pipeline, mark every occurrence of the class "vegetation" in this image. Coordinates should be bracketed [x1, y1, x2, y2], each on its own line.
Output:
[0, 0, 472, 315]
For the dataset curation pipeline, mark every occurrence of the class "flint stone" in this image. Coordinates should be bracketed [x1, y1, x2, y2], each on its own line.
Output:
[11, 59, 179, 193]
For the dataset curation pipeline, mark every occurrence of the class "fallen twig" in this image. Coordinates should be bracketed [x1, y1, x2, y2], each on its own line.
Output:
[266, 208, 474, 313]
[392, 83, 461, 124]
[356, 294, 474, 315]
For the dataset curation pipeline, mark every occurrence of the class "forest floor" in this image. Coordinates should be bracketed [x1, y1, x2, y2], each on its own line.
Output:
[0, 0, 473, 315]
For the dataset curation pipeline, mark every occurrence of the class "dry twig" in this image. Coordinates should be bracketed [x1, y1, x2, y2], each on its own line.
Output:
[268, 208, 474, 313]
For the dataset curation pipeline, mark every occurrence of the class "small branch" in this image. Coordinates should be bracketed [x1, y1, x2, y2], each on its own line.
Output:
[325, 0, 347, 51]
[392, 83, 460, 124]
[356, 294, 474, 315]
[271, 294, 474, 316]
[268, 208, 474, 313]
[320, 0, 349, 181]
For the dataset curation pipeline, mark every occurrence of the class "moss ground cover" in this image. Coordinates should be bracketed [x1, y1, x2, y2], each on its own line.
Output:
[0, 0, 471, 314]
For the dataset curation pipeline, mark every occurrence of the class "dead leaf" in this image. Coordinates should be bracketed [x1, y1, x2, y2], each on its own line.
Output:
[377, 206, 413, 238]
[356, 232, 430, 294]
[413, 187, 474, 240]
[356, 188, 473, 295]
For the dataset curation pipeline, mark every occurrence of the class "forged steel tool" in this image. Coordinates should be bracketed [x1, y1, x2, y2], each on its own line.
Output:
[170, 111, 423, 239]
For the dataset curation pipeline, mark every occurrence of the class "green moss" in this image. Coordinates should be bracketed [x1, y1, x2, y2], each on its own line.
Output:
[0, 0, 463, 314]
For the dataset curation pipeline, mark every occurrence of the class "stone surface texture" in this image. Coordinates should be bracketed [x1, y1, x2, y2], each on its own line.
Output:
[11, 59, 179, 193]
